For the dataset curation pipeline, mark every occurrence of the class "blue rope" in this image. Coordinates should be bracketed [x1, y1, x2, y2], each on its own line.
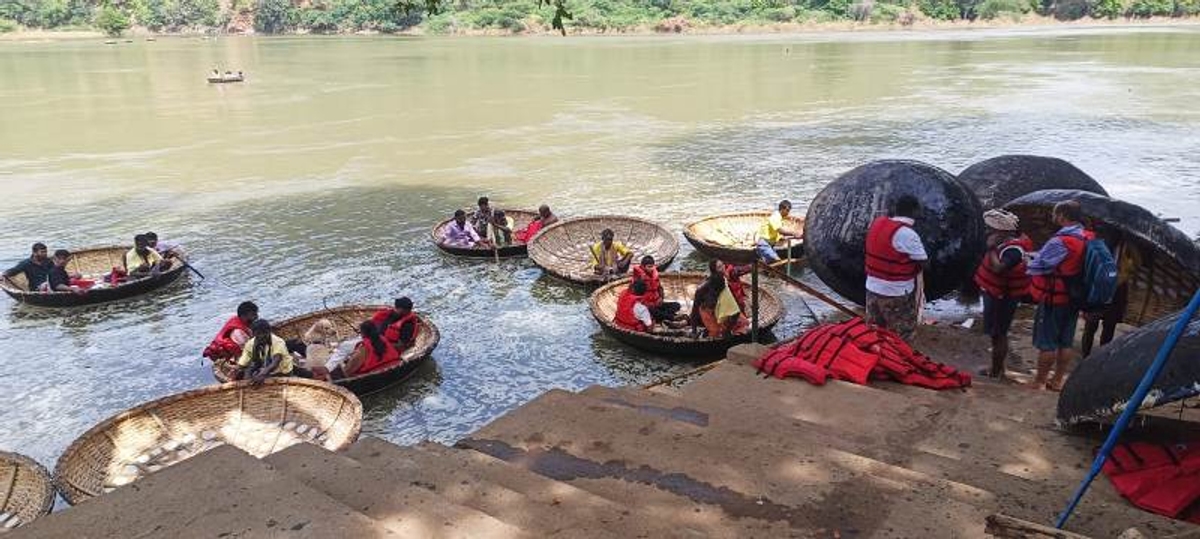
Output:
[1055, 288, 1200, 529]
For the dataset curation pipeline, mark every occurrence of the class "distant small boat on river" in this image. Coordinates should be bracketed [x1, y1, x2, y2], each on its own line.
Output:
[0, 245, 187, 308]
[207, 72, 245, 84]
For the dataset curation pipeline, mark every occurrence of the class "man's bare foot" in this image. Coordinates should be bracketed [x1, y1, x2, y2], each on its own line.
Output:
[1025, 380, 1047, 390]
[1046, 379, 1065, 392]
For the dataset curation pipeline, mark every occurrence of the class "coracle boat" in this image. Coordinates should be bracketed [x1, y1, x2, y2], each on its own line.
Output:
[529, 216, 680, 285]
[0, 246, 187, 308]
[589, 272, 784, 358]
[683, 211, 805, 264]
[0, 451, 55, 531]
[1005, 189, 1200, 326]
[1058, 308, 1200, 426]
[431, 209, 539, 258]
[957, 154, 1107, 211]
[206, 74, 244, 83]
[211, 305, 440, 396]
[54, 378, 361, 506]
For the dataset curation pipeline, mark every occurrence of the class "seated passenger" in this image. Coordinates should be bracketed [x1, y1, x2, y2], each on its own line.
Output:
[234, 319, 312, 385]
[613, 279, 655, 333]
[690, 260, 748, 338]
[514, 204, 559, 243]
[591, 228, 633, 278]
[631, 255, 683, 323]
[487, 210, 515, 247]
[48, 249, 90, 295]
[335, 321, 401, 378]
[723, 262, 752, 311]
[125, 234, 173, 278]
[2, 243, 53, 291]
[146, 231, 186, 260]
[203, 301, 260, 362]
[370, 297, 420, 354]
[441, 210, 487, 248]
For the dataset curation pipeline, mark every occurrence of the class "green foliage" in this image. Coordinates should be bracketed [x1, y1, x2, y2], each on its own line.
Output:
[1090, 0, 1122, 17]
[94, 4, 128, 35]
[253, 0, 294, 32]
[918, 0, 959, 18]
[977, 0, 1027, 18]
[1126, 0, 1171, 15]
[1177, 0, 1200, 15]
[0, 17, 18, 30]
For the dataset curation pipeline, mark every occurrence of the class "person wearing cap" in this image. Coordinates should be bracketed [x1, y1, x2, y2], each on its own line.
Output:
[591, 228, 633, 278]
[973, 209, 1033, 380]
[754, 200, 801, 263]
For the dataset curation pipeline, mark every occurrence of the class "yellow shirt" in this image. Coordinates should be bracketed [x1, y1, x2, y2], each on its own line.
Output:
[590, 241, 631, 269]
[124, 248, 163, 271]
[715, 286, 742, 321]
[755, 211, 785, 244]
[237, 334, 294, 374]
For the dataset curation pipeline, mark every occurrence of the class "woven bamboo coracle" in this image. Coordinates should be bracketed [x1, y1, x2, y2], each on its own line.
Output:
[683, 211, 805, 263]
[54, 378, 362, 505]
[529, 216, 680, 285]
[589, 272, 784, 357]
[431, 209, 539, 258]
[211, 305, 440, 395]
[0, 451, 54, 531]
[0, 245, 186, 307]
[1006, 189, 1200, 326]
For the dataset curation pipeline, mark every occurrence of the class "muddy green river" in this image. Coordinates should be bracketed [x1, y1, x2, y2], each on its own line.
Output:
[1, 27, 1198, 472]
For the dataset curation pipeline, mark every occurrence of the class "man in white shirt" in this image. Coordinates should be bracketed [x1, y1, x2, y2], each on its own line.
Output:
[863, 195, 928, 340]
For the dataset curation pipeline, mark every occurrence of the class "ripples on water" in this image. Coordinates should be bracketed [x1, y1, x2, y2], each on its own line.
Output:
[1, 28, 1198, 470]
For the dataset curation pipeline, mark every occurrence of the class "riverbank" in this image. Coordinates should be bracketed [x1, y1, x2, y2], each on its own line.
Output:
[2, 15, 1198, 41]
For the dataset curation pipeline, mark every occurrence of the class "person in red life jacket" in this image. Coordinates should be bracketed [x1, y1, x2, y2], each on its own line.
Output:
[1026, 200, 1089, 391]
[203, 301, 259, 362]
[723, 262, 752, 311]
[614, 279, 657, 333]
[974, 209, 1033, 380]
[370, 297, 420, 355]
[514, 204, 559, 243]
[335, 321, 401, 379]
[864, 195, 928, 341]
[631, 255, 684, 323]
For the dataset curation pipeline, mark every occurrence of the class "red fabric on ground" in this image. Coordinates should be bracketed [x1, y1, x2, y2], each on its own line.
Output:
[753, 317, 971, 390]
[1103, 441, 1200, 523]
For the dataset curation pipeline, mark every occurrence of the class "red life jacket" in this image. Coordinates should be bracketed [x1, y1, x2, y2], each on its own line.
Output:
[974, 234, 1034, 300]
[1030, 230, 1089, 306]
[202, 315, 250, 361]
[613, 289, 648, 332]
[631, 266, 662, 306]
[372, 308, 420, 353]
[356, 337, 400, 375]
[865, 217, 920, 283]
[514, 219, 543, 243]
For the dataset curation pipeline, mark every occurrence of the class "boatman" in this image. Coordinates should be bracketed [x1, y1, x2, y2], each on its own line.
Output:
[3, 242, 53, 291]
[1026, 200, 1089, 391]
[974, 209, 1033, 380]
[125, 234, 172, 278]
[754, 200, 800, 263]
[863, 195, 928, 341]
[591, 228, 633, 278]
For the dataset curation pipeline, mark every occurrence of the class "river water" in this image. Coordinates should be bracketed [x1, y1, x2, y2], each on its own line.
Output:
[1, 27, 1199, 470]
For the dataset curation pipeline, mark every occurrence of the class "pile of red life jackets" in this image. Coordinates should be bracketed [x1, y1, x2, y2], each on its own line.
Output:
[1103, 441, 1200, 523]
[753, 317, 971, 390]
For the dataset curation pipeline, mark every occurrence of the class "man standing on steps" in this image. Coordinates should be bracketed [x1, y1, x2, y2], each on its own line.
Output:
[863, 195, 928, 341]
[1026, 200, 1089, 392]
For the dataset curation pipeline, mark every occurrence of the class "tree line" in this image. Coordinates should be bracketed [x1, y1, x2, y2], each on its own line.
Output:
[1, 0, 1197, 36]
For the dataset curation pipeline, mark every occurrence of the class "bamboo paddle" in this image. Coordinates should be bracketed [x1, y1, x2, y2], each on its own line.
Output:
[758, 262, 859, 318]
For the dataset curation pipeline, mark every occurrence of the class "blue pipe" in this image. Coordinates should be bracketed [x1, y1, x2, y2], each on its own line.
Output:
[1055, 288, 1200, 529]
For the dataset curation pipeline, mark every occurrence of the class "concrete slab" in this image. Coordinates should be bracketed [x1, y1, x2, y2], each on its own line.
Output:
[265, 442, 528, 538]
[465, 389, 998, 538]
[578, 384, 1190, 538]
[15, 444, 394, 539]
[344, 437, 624, 538]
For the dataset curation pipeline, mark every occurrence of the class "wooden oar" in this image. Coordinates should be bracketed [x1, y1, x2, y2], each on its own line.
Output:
[758, 262, 859, 318]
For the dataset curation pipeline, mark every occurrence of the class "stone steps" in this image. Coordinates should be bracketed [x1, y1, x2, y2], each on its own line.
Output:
[344, 436, 644, 538]
[577, 380, 1189, 538]
[462, 388, 1003, 538]
[264, 442, 530, 538]
[14, 445, 396, 539]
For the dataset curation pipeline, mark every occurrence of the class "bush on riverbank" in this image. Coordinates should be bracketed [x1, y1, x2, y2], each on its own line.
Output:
[0, 0, 1198, 35]
[0, 17, 17, 31]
